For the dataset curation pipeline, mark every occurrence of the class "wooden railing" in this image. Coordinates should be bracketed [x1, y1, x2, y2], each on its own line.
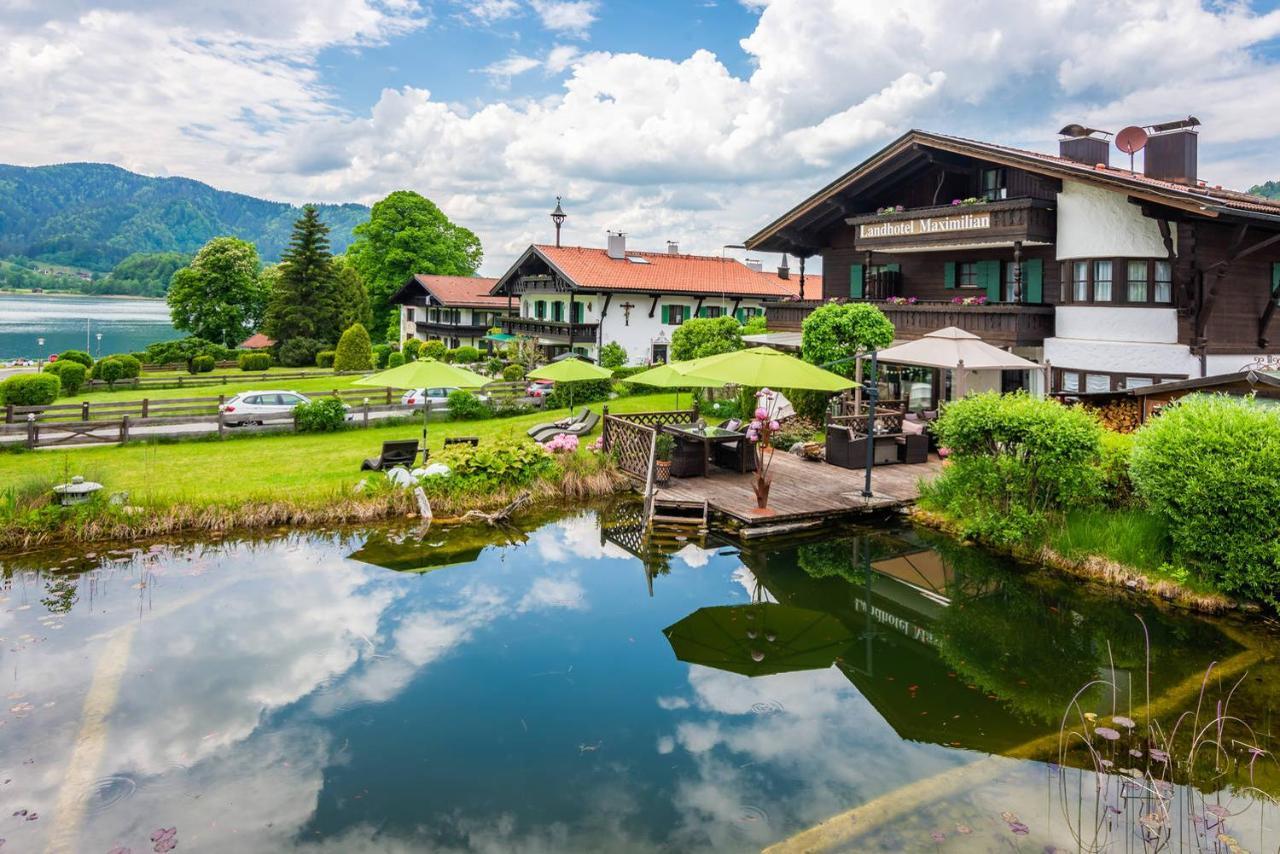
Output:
[767, 300, 1055, 347]
[600, 407, 696, 480]
[500, 317, 599, 340]
[76, 368, 373, 393]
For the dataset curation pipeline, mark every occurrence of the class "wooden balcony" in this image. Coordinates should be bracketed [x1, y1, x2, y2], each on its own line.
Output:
[500, 317, 600, 342]
[766, 300, 1054, 348]
[415, 321, 491, 338]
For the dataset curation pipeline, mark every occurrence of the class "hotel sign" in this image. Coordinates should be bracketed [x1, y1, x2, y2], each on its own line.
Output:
[858, 212, 992, 240]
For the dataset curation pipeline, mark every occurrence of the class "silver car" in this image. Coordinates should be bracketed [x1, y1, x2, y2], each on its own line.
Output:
[401, 387, 489, 411]
[219, 390, 316, 425]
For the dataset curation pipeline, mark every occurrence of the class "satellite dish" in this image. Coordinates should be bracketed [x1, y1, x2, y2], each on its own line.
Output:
[1115, 125, 1148, 154]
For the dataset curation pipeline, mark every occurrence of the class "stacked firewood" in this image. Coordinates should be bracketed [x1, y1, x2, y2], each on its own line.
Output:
[1084, 399, 1141, 433]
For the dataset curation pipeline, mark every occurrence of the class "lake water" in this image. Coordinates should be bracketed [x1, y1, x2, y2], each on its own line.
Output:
[1, 507, 1277, 852]
[0, 293, 177, 360]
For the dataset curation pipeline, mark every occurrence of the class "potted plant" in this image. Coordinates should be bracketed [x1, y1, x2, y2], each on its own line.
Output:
[746, 388, 782, 511]
[654, 433, 674, 485]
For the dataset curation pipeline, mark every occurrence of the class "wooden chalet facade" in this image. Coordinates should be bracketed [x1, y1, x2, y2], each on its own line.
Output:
[390, 274, 512, 350]
[747, 127, 1280, 393]
[489, 236, 798, 364]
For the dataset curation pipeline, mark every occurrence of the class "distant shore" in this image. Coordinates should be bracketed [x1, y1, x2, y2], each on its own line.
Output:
[0, 288, 163, 302]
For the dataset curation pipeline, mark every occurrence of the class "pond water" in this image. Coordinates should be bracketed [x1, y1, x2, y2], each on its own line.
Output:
[0, 293, 176, 360]
[1, 507, 1277, 852]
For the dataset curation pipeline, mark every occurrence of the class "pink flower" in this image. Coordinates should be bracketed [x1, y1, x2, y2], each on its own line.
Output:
[768, 420, 780, 431]
[749, 419, 763, 431]
[951, 199, 962, 205]
[746, 428, 759, 442]
[754, 407, 768, 420]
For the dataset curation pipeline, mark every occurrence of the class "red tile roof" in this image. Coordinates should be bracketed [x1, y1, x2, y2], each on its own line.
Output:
[529, 245, 797, 297]
[409, 274, 507, 308]
[759, 270, 822, 299]
[239, 333, 275, 349]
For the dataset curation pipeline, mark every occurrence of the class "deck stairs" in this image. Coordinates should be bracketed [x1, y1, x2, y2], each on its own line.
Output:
[647, 497, 708, 539]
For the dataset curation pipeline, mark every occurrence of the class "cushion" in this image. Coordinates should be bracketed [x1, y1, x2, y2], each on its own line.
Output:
[725, 418, 741, 432]
[846, 426, 858, 442]
[901, 419, 925, 436]
[904, 412, 920, 423]
[921, 409, 938, 421]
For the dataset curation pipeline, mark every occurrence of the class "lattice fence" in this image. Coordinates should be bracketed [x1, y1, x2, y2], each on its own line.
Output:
[602, 415, 656, 479]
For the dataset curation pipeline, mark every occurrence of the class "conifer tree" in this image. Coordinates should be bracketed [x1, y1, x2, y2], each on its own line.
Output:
[264, 205, 344, 345]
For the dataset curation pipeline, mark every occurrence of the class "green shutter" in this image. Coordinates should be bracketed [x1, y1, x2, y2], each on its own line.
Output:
[1024, 259, 1043, 304]
[1272, 263, 1280, 303]
[535, 300, 545, 319]
[734, 308, 746, 323]
[849, 264, 864, 299]
[980, 260, 1001, 302]
[884, 263, 900, 273]
[943, 262, 956, 289]
[552, 302, 563, 322]
[661, 304, 670, 324]
[697, 306, 708, 318]
[573, 302, 584, 323]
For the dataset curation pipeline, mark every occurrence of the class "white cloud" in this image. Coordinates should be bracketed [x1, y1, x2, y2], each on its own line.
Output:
[530, 0, 599, 36]
[545, 44, 582, 73]
[463, 0, 523, 24]
[481, 53, 544, 87]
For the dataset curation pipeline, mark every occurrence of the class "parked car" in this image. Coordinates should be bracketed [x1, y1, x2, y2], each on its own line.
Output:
[219, 390, 349, 426]
[400, 387, 490, 411]
[526, 379, 554, 399]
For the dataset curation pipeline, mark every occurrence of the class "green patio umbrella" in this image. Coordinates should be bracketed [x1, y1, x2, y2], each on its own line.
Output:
[672, 346, 857, 393]
[527, 357, 614, 412]
[347, 530, 486, 575]
[662, 602, 854, 677]
[353, 358, 491, 450]
[624, 362, 726, 410]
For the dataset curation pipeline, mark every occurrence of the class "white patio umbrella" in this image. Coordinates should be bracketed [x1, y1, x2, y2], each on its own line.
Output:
[859, 327, 1047, 402]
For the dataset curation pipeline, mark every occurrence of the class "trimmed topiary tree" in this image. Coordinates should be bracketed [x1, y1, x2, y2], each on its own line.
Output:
[1, 373, 62, 406]
[502, 363, 526, 382]
[315, 350, 336, 368]
[422, 340, 447, 361]
[190, 354, 216, 373]
[451, 345, 481, 364]
[333, 323, 374, 371]
[800, 302, 895, 378]
[403, 338, 423, 362]
[238, 351, 272, 371]
[372, 344, 391, 369]
[57, 350, 94, 369]
[96, 358, 126, 389]
[387, 351, 405, 368]
[51, 361, 87, 395]
[671, 316, 743, 362]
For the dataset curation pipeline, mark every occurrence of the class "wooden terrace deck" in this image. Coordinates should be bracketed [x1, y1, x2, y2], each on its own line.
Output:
[656, 452, 943, 535]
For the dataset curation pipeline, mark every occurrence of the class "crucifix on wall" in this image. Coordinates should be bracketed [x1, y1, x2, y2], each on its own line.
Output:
[620, 301, 636, 326]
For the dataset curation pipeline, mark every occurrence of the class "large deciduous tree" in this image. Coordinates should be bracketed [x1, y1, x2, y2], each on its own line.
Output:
[264, 205, 346, 346]
[167, 237, 266, 348]
[347, 191, 483, 336]
[800, 303, 895, 377]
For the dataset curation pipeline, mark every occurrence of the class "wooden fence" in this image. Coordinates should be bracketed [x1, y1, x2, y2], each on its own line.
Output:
[601, 407, 695, 479]
[78, 368, 372, 393]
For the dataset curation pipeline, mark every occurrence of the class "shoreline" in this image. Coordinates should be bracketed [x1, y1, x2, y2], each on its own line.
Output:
[0, 289, 165, 302]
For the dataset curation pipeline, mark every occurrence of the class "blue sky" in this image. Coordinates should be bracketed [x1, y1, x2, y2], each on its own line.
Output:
[6, 0, 1280, 273]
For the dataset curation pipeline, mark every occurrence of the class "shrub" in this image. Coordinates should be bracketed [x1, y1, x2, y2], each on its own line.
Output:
[96, 358, 126, 388]
[1097, 430, 1135, 507]
[372, 344, 391, 369]
[333, 324, 374, 371]
[144, 337, 234, 366]
[292, 397, 348, 432]
[238, 352, 272, 371]
[800, 302, 895, 378]
[92, 354, 140, 380]
[742, 315, 768, 335]
[786, 389, 834, 423]
[45, 361, 87, 396]
[451, 345, 481, 364]
[430, 439, 555, 491]
[671, 316, 743, 361]
[402, 338, 423, 362]
[190, 354, 216, 373]
[57, 350, 93, 368]
[422, 340, 447, 361]
[599, 341, 628, 369]
[486, 357, 504, 375]
[545, 378, 613, 409]
[1, 373, 61, 406]
[278, 337, 326, 368]
[387, 351, 405, 368]
[1130, 395, 1280, 604]
[502, 364, 526, 382]
[315, 350, 336, 368]
[447, 390, 493, 421]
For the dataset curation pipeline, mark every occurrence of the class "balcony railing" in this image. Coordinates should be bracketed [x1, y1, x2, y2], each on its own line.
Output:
[415, 321, 491, 337]
[766, 300, 1054, 348]
[500, 317, 600, 342]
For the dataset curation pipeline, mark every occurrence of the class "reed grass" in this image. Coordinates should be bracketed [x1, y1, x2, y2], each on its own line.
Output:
[1050, 508, 1170, 573]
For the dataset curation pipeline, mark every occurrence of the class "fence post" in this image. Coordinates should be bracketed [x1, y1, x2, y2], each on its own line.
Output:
[120, 415, 130, 444]
[6, 403, 13, 424]
[81, 401, 90, 420]
[385, 386, 392, 405]
[363, 398, 370, 428]
[217, 394, 224, 410]
[218, 411, 225, 439]
[26, 414, 36, 450]
[141, 398, 150, 418]
[178, 376, 183, 388]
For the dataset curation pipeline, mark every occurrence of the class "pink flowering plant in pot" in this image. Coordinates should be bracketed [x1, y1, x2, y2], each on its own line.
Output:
[745, 388, 783, 510]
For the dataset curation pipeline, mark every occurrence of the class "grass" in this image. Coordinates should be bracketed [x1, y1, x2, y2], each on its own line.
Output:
[1049, 508, 1172, 574]
[0, 392, 677, 508]
[66, 367, 375, 404]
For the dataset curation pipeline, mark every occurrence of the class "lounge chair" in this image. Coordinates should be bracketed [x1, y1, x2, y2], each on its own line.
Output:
[361, 440, 421, 472]
[526, 407, 587, 439]
[532, 410, 600, 443]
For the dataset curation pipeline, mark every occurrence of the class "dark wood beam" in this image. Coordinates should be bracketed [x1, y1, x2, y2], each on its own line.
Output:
[692, 296, 706, 318]
[648, 294, 660, 318]
[730, 297, 742, 318]
[1195, 223, 1250, 342]
[1259, 292, 1279, 349]
[599, 292, 612, 318]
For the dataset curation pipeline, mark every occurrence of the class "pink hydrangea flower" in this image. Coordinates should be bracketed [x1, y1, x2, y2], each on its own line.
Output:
[754, 407, 768, 420]
[768, 420, 780, 431]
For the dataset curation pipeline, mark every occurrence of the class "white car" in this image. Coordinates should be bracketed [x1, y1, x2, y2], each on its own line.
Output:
[401, 387, 489, 411]
[219, 390, 344, 425]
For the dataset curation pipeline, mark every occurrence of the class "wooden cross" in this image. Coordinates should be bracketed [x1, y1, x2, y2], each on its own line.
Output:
[620, 301, 636, 326]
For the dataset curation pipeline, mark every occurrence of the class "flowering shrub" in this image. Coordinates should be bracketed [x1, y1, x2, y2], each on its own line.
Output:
[875, 204, 906, 215]
[884, 296, 918, 305]
[951, 295, 988, 306]
[950, 197, 988, 206]
[588, 436, 604, 453]
[544, 433, 580, 454]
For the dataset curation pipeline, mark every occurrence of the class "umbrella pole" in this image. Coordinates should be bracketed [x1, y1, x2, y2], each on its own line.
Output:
[422, 400, 429, 461]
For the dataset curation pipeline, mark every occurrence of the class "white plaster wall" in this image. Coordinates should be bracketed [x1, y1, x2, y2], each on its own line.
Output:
[1055, 180, 1171, 261]
[1044, 337, 1199, 377]
[1054, 306, 1179, 344]
[400, 305, 416, 341]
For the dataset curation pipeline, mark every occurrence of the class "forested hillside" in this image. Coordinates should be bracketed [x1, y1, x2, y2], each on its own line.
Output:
[1248, 180, 1280, 200]
[0, 162, 368, 272]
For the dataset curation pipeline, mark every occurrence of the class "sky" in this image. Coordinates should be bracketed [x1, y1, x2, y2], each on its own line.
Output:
[4, 0, 1280, 275]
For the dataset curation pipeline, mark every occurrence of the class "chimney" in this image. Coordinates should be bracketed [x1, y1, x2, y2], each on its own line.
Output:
[666, 240, 679, 255]
[1144, 117, 1199, 185]
[606, 231, 626, 260]
[1057, 124, 1110, 167]
[777, 255, 790, 280]
[744, 258, 763, 273]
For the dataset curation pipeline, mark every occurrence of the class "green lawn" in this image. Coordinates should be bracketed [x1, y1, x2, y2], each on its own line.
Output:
[1, 392, 677, 505]
[70, 367, 380, 404]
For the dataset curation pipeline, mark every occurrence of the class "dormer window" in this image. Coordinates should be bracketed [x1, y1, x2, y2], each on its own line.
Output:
[981, 168, 1007, 201]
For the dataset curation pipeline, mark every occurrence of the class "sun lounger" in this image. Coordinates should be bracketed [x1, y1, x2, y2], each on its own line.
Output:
[532, 410, 600, 443]
[360, 440, 421, 471]
[525, 407, 587, 439]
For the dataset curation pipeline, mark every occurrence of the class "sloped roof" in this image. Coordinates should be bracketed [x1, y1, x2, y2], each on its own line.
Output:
[747, 128, 1280, 251]
[504, 245, 797, 298]
[239, 333, 275, 349]
[392, 274, 506, 308]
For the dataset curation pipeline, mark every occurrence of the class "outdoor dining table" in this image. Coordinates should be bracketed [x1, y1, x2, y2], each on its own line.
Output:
[662, 423, 745, 477]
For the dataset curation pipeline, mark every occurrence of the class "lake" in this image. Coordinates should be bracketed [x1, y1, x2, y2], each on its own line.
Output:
[1, 506, 1277, 852]
[0, 293, 177, 360]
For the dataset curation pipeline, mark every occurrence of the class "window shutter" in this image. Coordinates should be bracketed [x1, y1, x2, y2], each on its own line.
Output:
[573, 302, 584, 323]
[943, 262, 956, 289]
[1024, 259, 1043, 304]
[735, 308, 746, 323]
[849, 264, 864, 298]
[661, 305, 670, 324]
[980, 260, 1001, 302]
[1273, 262, 1280, 303]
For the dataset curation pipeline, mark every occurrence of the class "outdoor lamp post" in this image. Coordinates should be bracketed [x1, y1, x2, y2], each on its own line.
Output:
[862, 350, 879, 499]
[96, 332, 103, 358]
[550, 197, 567, 248]
[37, 336, 45, 369]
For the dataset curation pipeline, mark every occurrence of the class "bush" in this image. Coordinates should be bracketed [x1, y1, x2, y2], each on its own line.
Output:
[451, 345, 481, 364]
[429, 440, 555, 492]
[92, 354, 140, 380]
[502, 364, 526, 382]
[238, 352, 272, 371]
[599, 341, 628, 369]
[921, 392, 1102, 546]
[1097, 430, 1135, 507]
[446, 390, 493, 421]
[315, 350, 336, 368]
[333, 324, 374, 372]
[1131, 395, 1280, 604]
[786, 389, 834, 423]
[1, 373, 61, 406]
[292, 397, 348, 432]
[800, 302, 895, 378]
[387, 351, 405, 368]
[422, 340, 447, 361]
[45, 361, 87, 396]
[278, 337, 326, 368]
[190, 354, 216, 373]
[372, 344, 391, 369]
[144, 337, 235, 366]
[403, 338, 423, 362]
[92, 358, 125, 388]
[486, 357, 504, 376]
[57, 350, 93, 368]
[671, 316, 743, 361]
[544, 378, 613, 409]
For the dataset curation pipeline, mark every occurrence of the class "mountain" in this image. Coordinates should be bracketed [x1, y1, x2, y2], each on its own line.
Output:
[0, 162, 369, 272]
[1248, 180, 1280, 200]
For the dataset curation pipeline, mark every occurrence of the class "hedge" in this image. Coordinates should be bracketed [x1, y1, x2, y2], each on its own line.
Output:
[43, 360, 87, 395]
[315, 350, 336, 369]
[333, 324, 373, 372]
[2, 373, 62, 406]
[190, 355, 216, 373]
[387, 351, 405, 368]
[293, 398, 348, 432]
[238, 352, 272, 371]
[91, 354, 140, 380]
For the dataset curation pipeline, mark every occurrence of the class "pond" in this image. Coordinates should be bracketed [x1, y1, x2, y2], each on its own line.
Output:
[1, 506, 1277, 852]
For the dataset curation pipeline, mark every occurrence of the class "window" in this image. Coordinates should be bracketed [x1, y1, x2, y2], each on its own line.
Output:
[535, 300, 546, 320]
[958, 262, 980, 288]
[980, 168, 1007, 201]
[571, 302, 585, 324]
[405, 307, 415, 322]
[1125, 376, 1154, 389]
[552, 301, 564, 322]
[661, 304, 688, 326]
[1085, 374, 1111, 393]
[699, 306, 724, 318]
[1154, 261, 1172, 304]
[1093, 260, 1113, 302]
[429, 308, 440, 323]
[1004, 262, 1025, 302]
[1127, 261, 1148, 303]
[1060, 371, 1080, 392]
[1072, 261, 1089, 302]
